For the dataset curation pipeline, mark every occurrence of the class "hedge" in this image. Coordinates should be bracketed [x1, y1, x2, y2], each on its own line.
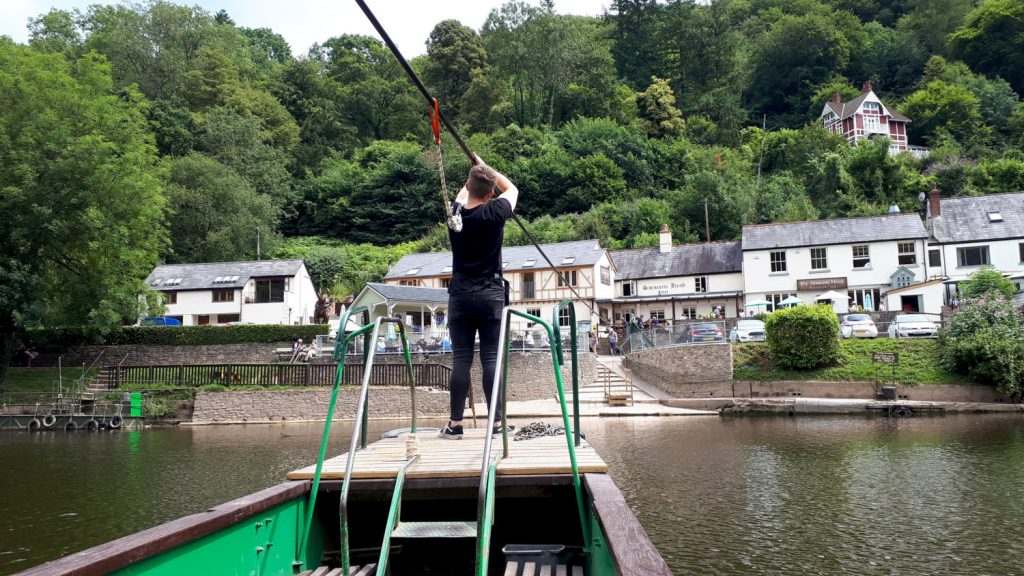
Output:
[27, 324, 331, 347]
[106, 325, 331, 345]
[764, 304, 841, 370]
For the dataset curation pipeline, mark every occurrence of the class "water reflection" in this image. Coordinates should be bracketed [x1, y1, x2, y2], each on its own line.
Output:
[3, 415, 1024, 575]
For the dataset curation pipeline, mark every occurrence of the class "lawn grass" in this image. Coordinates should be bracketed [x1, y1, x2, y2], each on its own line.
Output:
[733, 339, 964, 385]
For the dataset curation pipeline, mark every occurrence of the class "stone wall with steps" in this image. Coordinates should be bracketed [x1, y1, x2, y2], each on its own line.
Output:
[623, 343, 733, 398]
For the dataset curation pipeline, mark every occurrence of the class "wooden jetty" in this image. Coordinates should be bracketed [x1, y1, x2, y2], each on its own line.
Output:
[288, 428, 608, 481]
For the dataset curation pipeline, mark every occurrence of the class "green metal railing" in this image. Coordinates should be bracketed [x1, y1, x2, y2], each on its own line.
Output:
[474, 306, 590, 575]
[294, 305, 419, 573]
[553, 299, 583, 447]
[376, 454, 420, 575]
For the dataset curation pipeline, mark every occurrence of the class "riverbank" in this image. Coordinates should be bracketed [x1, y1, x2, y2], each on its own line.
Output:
[666, 396, 1024, 415]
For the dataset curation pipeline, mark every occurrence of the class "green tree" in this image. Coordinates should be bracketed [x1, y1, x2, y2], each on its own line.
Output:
[847, 22, 928, 97]
[749, 10, 865, 126]
[939, 293, 1024, 397]
[960, 268, 1015, 299]
[636, 77, 685, 139]
[608, 0, 665, 89]
[0, 42, 166, 368]
[901, 80, 984, 145]
[896, 0, 973, 56]
[27, 9, 83, 57]
[949, 0, 1024, 94]
[423, 20, 489, 121]
[165, 153, 280, 263]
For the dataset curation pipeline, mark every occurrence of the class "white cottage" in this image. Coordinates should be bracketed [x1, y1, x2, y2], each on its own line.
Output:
[741, 214, 932, 313]
[607, 226, 744, 321]
[146, 260, 318, 326]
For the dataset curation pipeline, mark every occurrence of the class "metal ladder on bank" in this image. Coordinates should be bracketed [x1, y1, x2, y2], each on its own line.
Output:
[294, 301, 590, 576]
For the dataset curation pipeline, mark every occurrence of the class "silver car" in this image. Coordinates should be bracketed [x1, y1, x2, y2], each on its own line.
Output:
[887, 314, 938, 338]
[730, 319, 766, 343]
[841, 314, 878, 338]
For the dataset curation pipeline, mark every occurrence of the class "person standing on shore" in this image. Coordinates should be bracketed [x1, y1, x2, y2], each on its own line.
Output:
[440, 156, 520, 440]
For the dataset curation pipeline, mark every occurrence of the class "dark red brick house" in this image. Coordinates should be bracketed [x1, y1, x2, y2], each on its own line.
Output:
[821, 80, 912, 154]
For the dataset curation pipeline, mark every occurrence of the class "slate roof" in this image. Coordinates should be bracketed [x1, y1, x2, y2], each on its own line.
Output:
[364, 283, 448, 303]
[932, 191, 1024, 243]
[824, 91, 909, 121]
[742, 214, 928, 250]
[384, 240, 606, 279]
[610, 241, 742, 280]
[146, 260, 304, 291]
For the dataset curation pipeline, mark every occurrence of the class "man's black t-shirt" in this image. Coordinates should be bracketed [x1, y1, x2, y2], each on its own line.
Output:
[448, 197, 513, 282]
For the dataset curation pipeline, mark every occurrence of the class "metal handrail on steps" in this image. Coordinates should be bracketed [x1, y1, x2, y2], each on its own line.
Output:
[474, 305, 590, 575]
[294, 304, 419, 574]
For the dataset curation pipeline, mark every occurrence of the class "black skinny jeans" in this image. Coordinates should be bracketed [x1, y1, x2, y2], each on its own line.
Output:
[447, 284, 504, 423]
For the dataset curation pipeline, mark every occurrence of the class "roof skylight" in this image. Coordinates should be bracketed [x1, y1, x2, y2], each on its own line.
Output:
[988, 212, 1003, 222]
[442, 266, 453, 273]
[405, 268, 420, 275]
[523, 260, 536, 267]
[561, 256, 576, 265]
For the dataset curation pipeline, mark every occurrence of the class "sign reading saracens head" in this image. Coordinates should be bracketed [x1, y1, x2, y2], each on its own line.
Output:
[636, 279, 687, 295]
[796, 277, 848, 291]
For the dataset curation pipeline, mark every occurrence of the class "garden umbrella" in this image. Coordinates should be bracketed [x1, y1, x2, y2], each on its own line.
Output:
[815, 290, 848, 302]
[778, 295, 803, 307]
[745, 299, 772, 308]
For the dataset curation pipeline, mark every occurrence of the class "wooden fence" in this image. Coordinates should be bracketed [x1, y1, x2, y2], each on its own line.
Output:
[105, 362, 452, 390]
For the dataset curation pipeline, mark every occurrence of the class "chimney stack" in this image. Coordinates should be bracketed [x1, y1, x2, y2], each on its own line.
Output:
[659, 224, 672, 254]
[831, 90, 842, 106]
[861, 80, 873, 94]
[928, 184, 941, 218]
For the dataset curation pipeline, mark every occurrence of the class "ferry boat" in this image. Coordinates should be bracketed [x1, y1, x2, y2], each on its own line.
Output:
[14, 305, 671, 576]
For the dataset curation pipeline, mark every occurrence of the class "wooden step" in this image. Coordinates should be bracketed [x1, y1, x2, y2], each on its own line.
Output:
[298, 564, 376, 576]
[503, 562, 583, 576]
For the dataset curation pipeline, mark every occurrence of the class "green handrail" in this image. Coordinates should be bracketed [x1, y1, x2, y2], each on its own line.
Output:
[552, 300, 582, 447]
[295, 304, 370, 570]
[376, 454, 420, 575]
[474, 458, 499, 574]
[295, 307, 419, 572]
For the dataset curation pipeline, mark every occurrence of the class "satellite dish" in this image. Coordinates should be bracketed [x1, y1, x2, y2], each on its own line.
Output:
[888, 204, 901, 213]
[918, 191, 926, 203]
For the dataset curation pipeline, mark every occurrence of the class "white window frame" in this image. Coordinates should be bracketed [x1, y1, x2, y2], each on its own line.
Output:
[694, 276, 708, 293]
[852, 245, 870, 268]
[557, 270, 578, 288]
[897, 242, 917, 265]
[770, 251, 787, 273]
[810, 247, 828, 270]
[957, 246, 990, 267]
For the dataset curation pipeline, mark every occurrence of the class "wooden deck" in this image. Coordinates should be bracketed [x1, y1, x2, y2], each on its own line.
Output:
[287, 428, 607, 480]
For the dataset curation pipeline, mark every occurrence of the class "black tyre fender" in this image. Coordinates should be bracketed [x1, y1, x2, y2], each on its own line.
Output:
[28, 419, 41, 432]
[85, 419, 99, 432]
[42, 414, 56, 428]
[64, 420, 77, 432]
[108, 415, 123, 430]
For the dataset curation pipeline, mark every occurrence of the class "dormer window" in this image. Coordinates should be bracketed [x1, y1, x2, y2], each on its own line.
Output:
[988, 212, 1003, 222]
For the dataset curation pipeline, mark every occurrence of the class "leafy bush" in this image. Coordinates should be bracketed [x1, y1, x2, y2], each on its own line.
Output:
[960, 267, 1015, 299]
[939, 294, 1024, 396]
[764, 304, 841, 370]
[107, 324, 329, 346]
[143, 397, 179, 419]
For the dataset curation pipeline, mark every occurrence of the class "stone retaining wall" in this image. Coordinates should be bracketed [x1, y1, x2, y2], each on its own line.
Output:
[191, 388, 451, 423]
[737, 380, 1010, 403]
[361, 351, 594, 402]
[623, 343, 733, 397]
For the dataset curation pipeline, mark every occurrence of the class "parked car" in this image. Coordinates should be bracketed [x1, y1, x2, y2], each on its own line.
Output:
[140, 317, 181, 326]
[689, 323, 725, 343]
[730, 320, 766, 343]
[887, 314, 938, 338]
[840, 314, 878, 338]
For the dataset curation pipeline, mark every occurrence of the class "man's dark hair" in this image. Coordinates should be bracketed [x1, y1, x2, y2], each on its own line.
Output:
[466, 165, 497, 200]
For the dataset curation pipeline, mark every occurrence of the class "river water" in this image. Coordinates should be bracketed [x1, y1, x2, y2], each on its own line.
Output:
[2, 415, 1024, 575]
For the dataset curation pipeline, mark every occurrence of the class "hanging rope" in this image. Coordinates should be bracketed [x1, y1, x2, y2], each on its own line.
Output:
[431, 98, 461, 232]
[354, 0, 599, 318]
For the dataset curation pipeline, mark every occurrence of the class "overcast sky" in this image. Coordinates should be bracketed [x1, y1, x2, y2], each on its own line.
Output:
[2, 0, 613, 57]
